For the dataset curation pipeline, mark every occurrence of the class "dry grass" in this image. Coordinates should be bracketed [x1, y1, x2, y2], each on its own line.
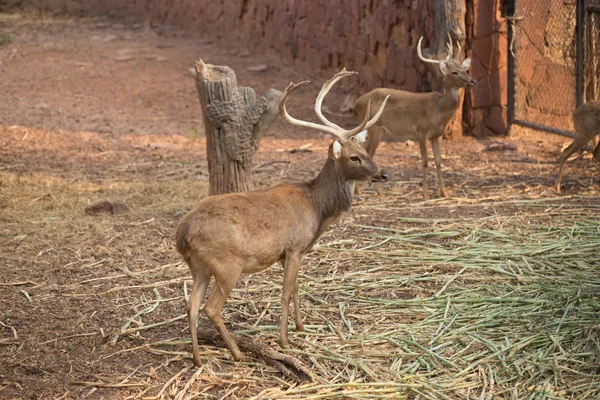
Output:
[1, 126, 599, 399]
[1, 9, 599, 399]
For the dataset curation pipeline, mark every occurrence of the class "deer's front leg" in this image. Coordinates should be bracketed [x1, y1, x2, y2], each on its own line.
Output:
[418, 140, 430, 200]
[431, 136, 449, 198]
[593, 139, 600, 162]
[293, 276, 304, 331]
[281, 251, 302, 348]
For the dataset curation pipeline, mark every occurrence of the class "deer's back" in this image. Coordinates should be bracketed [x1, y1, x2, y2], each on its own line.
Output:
[175, 183, 320, 271]
[355, 88, 449, 140]
[574, 100, 600, 140]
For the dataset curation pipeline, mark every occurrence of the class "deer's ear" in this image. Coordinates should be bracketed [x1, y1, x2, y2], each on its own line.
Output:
[332, 140, 342, 159]
[440, 61, 449, 75]
[355, 130, 368, 144]
[461, 57, 471, 71]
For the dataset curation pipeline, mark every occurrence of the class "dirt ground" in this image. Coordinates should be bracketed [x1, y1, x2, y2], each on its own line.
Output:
[1, 9, 599, 400]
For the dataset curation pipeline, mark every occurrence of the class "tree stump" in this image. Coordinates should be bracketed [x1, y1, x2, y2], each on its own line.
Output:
[423, 0, 467, 138]
[194, 59, 282, 195]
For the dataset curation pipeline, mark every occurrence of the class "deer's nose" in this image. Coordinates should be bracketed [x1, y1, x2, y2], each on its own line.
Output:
[470, 78, 477, 86]
[381, 171, 389, 181]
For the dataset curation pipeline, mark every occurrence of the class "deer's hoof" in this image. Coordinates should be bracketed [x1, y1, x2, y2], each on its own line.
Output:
[232, 351, 245, 362]
[193, 356, 203, 368]
[296, 323, 305, 332]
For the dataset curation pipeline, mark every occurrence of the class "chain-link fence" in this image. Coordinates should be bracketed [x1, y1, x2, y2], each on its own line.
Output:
[585, 0, 600, 102]
[508, 0, 579, 135]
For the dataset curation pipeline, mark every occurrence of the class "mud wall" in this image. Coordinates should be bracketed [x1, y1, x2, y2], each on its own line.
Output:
[467, 0, 508, 137]
[6, 0, 436, 92]
[160, 0, 437, 93]
[5, 0, 508, 136]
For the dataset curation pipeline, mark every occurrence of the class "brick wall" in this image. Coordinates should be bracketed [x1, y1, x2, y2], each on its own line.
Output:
[5, 0, 508, 136]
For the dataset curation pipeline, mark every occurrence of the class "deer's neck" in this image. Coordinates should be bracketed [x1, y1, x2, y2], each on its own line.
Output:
[307, 158, 353, 228]
[439, 82, 461, 115]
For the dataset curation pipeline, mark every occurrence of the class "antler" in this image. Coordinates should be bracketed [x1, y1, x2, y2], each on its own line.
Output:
[418, 37, 442, 65]
[418, 35, 463, 65]
[314, 68, 357, 131]
[279, 69, 389, 142]
[446, 33, 454, 61]
[447, 32, 464, 62]
[455, 41, 462, 63]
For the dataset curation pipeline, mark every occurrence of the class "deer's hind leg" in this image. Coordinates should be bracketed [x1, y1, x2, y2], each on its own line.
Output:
[203, 257, 245, 361]
[186, 256, 213, 367]
[556, 137, 589, 193]
[431, 136, 449, 198]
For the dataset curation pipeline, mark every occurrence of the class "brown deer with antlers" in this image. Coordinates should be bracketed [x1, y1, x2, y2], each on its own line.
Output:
[354, 35, 476, 199]
[176, 69, 389, 366]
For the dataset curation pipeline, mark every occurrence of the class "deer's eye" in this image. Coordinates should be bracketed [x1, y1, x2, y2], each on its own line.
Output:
[350, 156, 361, 164]
[452, 71, 459, 76]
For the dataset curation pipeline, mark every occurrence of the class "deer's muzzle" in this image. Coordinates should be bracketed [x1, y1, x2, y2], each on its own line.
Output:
[371, 170, 389, 182]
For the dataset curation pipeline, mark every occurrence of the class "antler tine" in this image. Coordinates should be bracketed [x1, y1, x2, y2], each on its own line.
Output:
[341, 102, 371, 140]
[362, 95, 390, 132]
[279, 81, 344, 139]
[314, 68, 358, 130]
[445, 42, 452, 61]
[417, 36, 441, 64]
[455, 40, 462, 62]
[446, 32, 454, 61]
[337, 92, 393, 141]
[338, 94, 391, 141]
[279, 70, 390, 142]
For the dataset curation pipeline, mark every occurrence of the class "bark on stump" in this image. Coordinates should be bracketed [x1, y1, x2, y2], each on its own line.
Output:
[195, 59, 282, 195]
[423, 0, 467, 138]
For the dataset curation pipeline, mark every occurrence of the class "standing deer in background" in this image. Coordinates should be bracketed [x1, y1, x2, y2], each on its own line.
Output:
[555, 100, 600, 193]
[176, 69, 389, 366]
[354, 35, 476, 200]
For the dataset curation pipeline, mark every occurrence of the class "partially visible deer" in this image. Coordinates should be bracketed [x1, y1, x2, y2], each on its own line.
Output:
[555, 100, 600, 193]
[176, 69, 390, 366]
[354, 35, 476, 199]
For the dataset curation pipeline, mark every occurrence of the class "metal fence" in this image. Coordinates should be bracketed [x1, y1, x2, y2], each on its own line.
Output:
[585, 0, 600, 103]
[507, 0, 597, 137]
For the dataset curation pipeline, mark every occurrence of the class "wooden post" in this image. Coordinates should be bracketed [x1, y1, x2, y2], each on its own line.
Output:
[195, 60, 282, 195]
[423, 0, 467, 138]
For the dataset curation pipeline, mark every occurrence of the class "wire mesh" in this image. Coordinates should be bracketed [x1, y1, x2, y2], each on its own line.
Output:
[585, 0, 600, 102]
[513, 0, 577, 132]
